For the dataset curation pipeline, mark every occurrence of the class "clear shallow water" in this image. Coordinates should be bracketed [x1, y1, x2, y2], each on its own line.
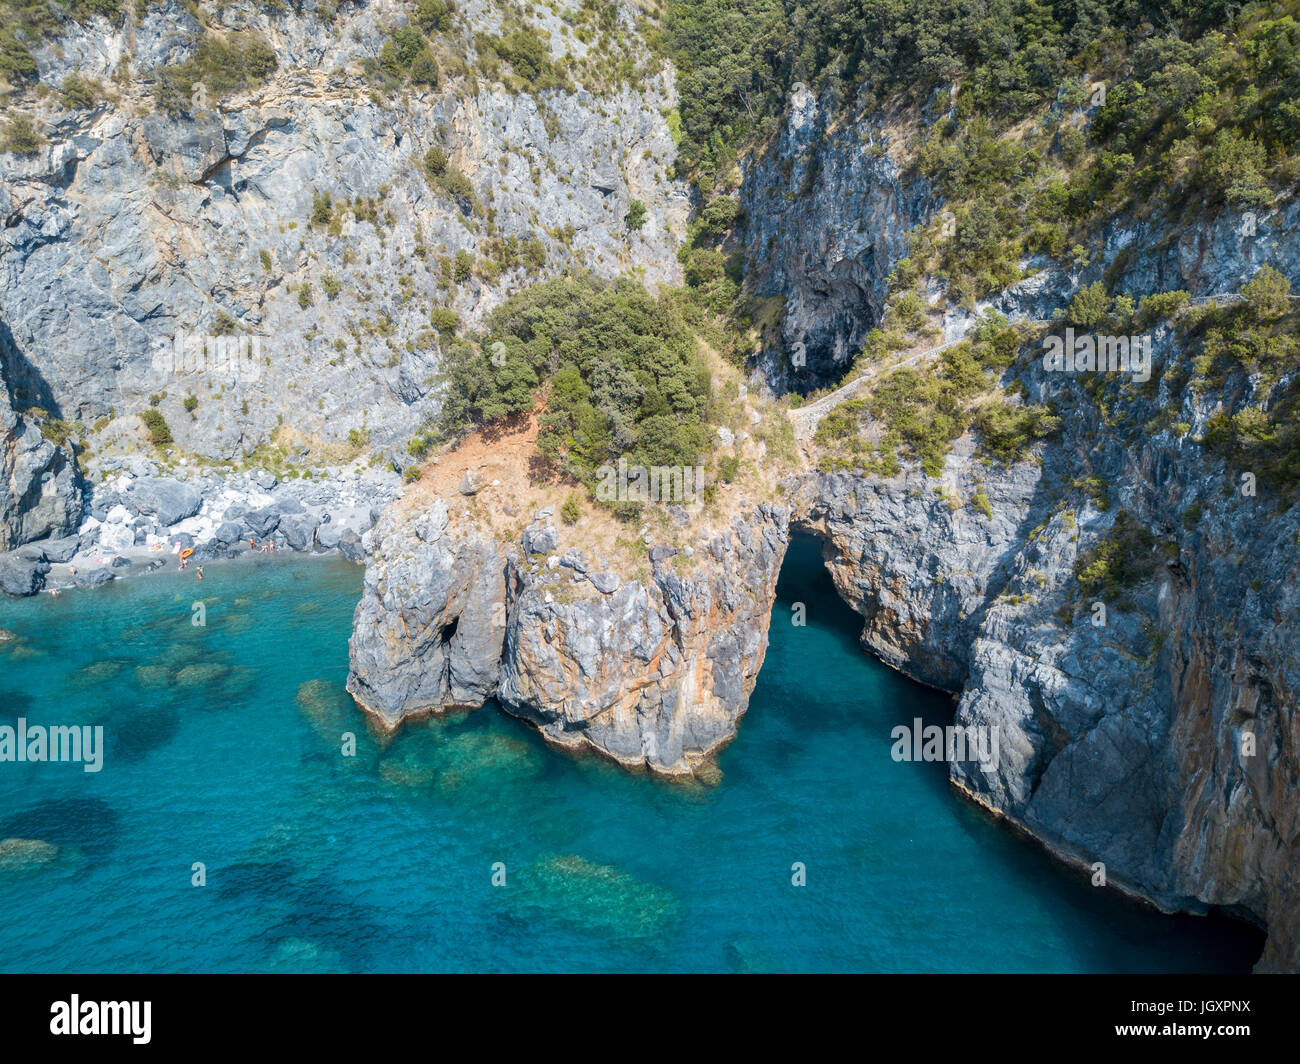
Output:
[0, 541, 1263, 973]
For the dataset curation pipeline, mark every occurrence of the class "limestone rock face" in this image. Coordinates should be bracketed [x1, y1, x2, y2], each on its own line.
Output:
[0, 363, 83, 554]
[0, 1, 688, 461]
[786, 332, 1300, 973]
[500, 505, 791, 773]
[348, 501, 790, 775]
[754, 83, 1300, 970]
[347, 500, 508, 727]
[741, 84, 932, 393]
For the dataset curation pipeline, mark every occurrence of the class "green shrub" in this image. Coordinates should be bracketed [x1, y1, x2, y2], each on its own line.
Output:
[311, 190, 333, 227]
[453, 249, 473, 284]
[1, 114, 44, 155]
[1074, 511, 1160, 597]
[0, 30, 36, 85]
[59, 73, 104, 110]
[560, 494, 582, 524]
[1136, 289, 1190, 327]
[1242, 265, 1290, 321]
[140, 408, 173, 446]
[626, 199, 647, 231]
[1065, 282, 1112, 328]
[415, 0, 452, 33]
[439, 166, 475, 209]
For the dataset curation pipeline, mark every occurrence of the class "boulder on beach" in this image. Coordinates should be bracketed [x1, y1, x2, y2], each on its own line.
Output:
[122, 477, 203, 527]
[337, 531, 365, 563]
[41, 536, 81, 563]
[243, 507, 281, 538]
[74, 567, 116, 589]
[280, 513, 319, 551]
[0, 551, 49, 596]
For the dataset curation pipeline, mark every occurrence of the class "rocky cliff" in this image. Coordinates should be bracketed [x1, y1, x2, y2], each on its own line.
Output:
[0, 360, 83, 554]
[740, 84, 931, 393]
[349, 80, 1300, 971]
[1, 0, 687, 458]
[347, 415, 791, 775]
[761, 85, 1300, 969]
[7, 1, 1299, 973]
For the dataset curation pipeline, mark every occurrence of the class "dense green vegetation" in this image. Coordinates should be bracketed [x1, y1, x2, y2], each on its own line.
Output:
[664, 0, 1300, 324]
[366, 11, 445, 92]
[434, 273, 713, 498]
[663, 1, 1284, 186]
[1074, 509, 1161, 597]
[1, 111, 43, 153]
[1186, 268, 1300, 491]
[149, 30, 278, 113]
[815, 315, 1061, 475]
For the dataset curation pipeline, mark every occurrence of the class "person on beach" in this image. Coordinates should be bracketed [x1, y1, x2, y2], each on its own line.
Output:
[249, 538, 256, 552]
[197, 566, 204, 581]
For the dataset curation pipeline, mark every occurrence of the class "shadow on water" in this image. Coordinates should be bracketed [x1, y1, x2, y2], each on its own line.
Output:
[105, 706, 182, 763]
[0, 690, 32, 723]
[211, 859, 382, 973]
[777, 531, 1266, 971]
[0, 797, 120, 859]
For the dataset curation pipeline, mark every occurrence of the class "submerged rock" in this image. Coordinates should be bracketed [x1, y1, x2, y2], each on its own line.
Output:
[295, 678, 357, 741]
[0, 838, 59, 873]
[133, 664, 175, 689]
[507, 854, 679, 939]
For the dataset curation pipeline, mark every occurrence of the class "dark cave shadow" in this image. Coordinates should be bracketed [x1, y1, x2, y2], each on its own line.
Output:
[0, 319, 65, 419]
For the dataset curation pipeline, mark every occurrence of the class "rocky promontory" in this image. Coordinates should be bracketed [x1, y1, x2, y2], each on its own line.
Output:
[348, 414, 791, 775]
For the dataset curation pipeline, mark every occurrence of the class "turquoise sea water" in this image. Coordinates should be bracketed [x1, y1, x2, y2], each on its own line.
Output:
[0, 537, 1263, 973]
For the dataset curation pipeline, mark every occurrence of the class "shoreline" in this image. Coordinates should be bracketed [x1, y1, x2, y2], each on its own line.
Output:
[2, 456, 394, 599]
[33, 541, 363, 598]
